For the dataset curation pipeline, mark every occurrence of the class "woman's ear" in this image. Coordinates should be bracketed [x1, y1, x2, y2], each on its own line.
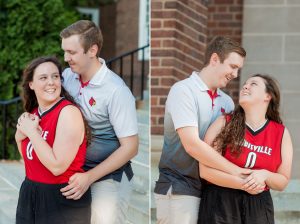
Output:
[265, 93, 272, 102]
[29, 82, 34, 90]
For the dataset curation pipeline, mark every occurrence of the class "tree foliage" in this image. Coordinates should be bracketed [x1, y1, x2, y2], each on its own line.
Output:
[0, 0, 80, 99]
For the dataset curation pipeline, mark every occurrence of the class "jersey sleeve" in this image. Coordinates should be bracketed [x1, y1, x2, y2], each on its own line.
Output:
[167, 83, 198, 130]
[108, 85, 138, 138]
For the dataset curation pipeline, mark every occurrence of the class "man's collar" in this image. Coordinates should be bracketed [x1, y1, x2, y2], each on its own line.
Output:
[191, 71, 221, 95]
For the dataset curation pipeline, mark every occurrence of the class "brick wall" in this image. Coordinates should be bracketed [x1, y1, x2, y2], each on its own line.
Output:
[207, 0, 244, 103]
[151, 0, 208, 135]
[100, 3, 117, 60]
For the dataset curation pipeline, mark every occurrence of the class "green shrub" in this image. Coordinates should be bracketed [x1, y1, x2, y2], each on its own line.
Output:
[0, 0, 80, 99]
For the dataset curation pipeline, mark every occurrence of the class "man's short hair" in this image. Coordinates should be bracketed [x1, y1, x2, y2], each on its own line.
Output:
[60, 20, 103, 57]
[204, 36, 246, 66]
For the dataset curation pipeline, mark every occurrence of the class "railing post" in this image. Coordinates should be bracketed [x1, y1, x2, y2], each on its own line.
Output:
[1, 105, 7, 159]
[120, 57, 123, 78]
[141, 48, 145, 100]
[130, 53, 134, 92]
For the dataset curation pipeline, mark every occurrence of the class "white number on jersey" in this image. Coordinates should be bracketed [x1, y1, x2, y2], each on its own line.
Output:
[244, 152, 257, 168]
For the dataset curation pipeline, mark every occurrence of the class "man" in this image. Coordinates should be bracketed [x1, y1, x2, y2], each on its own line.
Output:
[60, 20, 139, 224]
[154, 36, 247, 224]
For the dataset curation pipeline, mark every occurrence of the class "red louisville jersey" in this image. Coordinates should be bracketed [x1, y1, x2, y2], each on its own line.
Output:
[21, 98, 87, 184]
[224, 120, 285, 173]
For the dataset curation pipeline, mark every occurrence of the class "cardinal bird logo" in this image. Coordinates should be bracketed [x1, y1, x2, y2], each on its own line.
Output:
[221, 107, 225, 114]
[89, 97, 96, 106]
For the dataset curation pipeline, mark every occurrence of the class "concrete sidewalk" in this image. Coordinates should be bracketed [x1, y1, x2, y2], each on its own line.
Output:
[0, 161, 24, 224]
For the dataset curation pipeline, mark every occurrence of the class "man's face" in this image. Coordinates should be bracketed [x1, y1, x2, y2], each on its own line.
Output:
[215, 52, 244, 88]
[61, 35, 90, 75]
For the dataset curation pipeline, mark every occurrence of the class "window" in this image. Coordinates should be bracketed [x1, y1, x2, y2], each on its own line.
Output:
[77, 7, 100, 26]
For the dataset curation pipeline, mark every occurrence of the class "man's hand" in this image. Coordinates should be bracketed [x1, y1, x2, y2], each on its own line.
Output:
[236, 167, 252, 179]
[242, 169, 268, 193]
[60, 172, 92, 200]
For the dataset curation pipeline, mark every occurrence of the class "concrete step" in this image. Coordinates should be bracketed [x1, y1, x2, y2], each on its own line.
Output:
[0, 188, 18, 224]
[131, 160, 149, 195]
[274, 212, 300, 224]
[151, 208, 156, 224]
[272, 180, 300, 212]
[0, 161, 24, 224]
[128, 191, 150, 224]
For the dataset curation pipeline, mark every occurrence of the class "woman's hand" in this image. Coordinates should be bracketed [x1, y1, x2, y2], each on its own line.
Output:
[17, 112, 40, 138]
[242, 169, 268, 193]
[15, 128, 27, 142]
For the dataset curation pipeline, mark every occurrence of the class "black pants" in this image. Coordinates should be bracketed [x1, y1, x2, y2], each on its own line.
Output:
[16, 178, 91, 224]
[198, 185, 274, 224]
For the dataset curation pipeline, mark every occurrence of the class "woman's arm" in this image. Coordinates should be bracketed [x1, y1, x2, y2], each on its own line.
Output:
[199, 116, 248, 189]
[15, 129, 25, 157]
[18, 106, 85, 176]
[243, 128, 293, 191]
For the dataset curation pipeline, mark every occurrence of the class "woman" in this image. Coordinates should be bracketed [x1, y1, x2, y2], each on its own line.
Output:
[198, 74, 293, 224]
[15, 56, 91, 224]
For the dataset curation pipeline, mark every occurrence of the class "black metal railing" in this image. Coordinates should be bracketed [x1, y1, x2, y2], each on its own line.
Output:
[0, 45, 149, 159]
[0, 96, 22, 159]
[107, 44, 149, 100]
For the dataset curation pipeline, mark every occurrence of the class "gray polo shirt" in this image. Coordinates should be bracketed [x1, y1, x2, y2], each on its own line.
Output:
[154, 72, 234, 197]
[62, 58, 138, 182]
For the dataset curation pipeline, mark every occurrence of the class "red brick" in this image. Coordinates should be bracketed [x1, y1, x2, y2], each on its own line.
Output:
[151, 87, 171, 96]
[161, 58, 175, 66]
[151, 20, 162, 28]
[159, 97, 167, 106]
[151, 68, 174, 77]
[151, 116, 157, 125]
[218, 6, 227, 12]
[151, 59, 160, 67]
[151, 49, 175, 58]
[151, 39, 161, 48]
[215, 0, 234, 4]
[151, 126, 164, 135]
[163, 20, 177, 28]
[164, 1, 178, 9]
[219, 22, 242, 27]
[161, 77, 176, 86]
[158, 117, 165, 125]
[151, 96, 158, 106]
[151, 77, 159, 86]
[209, 6, 216, 12]
[229, 6, 242, 12]
[162, 39, 174, 48]
[152, 30, 176, 38]
[213, 13, 233, 20]
[151, 10, 176, 19]
[152, 1, 163, 10]
[235, 14, 242, 20]
[151, 107, 166, 115]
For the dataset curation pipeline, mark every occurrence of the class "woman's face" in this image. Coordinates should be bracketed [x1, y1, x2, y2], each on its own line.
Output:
[29, 62, 62, 108]
[239, 76, 271, 107]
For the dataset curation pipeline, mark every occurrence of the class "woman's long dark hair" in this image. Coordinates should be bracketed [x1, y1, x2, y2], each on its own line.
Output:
[21, 56, 91, 144]
[213, 74, 282, 156]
